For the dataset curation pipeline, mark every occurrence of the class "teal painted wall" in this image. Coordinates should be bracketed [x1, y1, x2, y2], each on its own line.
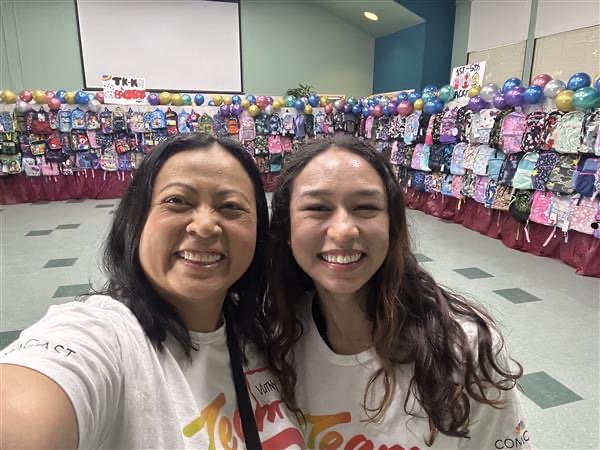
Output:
[451, 0, 470, 69]
[372, 23, 426, 93]
[1, 0, 375, 97]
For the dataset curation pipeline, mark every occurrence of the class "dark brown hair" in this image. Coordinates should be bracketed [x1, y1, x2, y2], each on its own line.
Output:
[264, 136, 522, 444]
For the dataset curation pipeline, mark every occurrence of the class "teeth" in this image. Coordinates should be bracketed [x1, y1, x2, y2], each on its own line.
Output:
[180, 251, 223, 264]
[322, 253, 362, 264]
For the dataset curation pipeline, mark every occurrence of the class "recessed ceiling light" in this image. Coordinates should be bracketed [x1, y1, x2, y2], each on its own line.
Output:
[364, 11, 378, 21]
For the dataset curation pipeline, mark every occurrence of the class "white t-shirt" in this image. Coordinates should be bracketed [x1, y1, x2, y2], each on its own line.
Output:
[1, 295, 304, 449]
[293, 299, 533, 450]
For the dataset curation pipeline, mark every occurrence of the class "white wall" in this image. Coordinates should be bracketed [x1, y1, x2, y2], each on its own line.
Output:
[535, 0, 600, 38]
[467, 0, 531, 53]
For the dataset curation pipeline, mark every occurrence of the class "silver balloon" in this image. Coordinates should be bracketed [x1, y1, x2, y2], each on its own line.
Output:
[379, 98, 388, 107]
[334, 100, 342, 110]
[15, 100, 29, 113]
[88, 99, 102, 112]
[480, 83, 500, 103]
[544, 79, 566, 99]
[264, 105, 273, 116]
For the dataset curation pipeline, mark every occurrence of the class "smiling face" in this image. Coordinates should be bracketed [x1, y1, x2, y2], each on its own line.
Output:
[289, 148, 390, 299]
[138, 145, 257, 323]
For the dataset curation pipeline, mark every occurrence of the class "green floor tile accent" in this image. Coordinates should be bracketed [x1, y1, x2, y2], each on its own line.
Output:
[494, 288, 542, 304]
[44, 258, 78, 268]
[53, 284, 91, 298]
[519, 371, 583, 409]
[453, 267, 494, 279]
[26, 230, 53, 236]
[95, 204, 114, 208]
[0, 330, 21, 351]
[56, 224, 80, 230]
[415, 253, 433, 263]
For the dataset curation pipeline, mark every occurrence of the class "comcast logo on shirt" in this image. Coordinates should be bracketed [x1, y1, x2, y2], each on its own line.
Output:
[494, 419, 530, 449]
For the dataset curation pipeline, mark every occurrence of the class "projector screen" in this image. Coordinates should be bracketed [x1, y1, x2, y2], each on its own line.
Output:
[75, 0, 242, 93]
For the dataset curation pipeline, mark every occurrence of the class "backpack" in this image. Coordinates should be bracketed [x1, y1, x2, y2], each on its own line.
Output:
[489, 107, 514, 149]
[439, 107, 459, 144]
[424, 114, 437, 145]
[531, 151, 559, 191]
[268, 135, 283, 154]
[165, 109, 178, 136]
[424, 174, 434, 193]
[1, 132, 18, 154]
[295, 114, 306, 139]
[484, 180, 498, 208]
[460, 171, 476, 198]
[456, 106, 472, 143]
[580, 111, 600, 154]
[411, 144, 424, 171]
[22, 156, 41, 176]
[0, 111, 13, 132]
[0, 154, 21, 175]
[100, 109, 114, 134]
[227, 115, 240, 135]
[150, 109, 166, 130]
[239, 117, 256, 141]
[529, 191, 554, 226]
[452, 175, 465, 200]
[547, 155, 579, 194]
[100, 148, 118, 171]
[31, 109, 53, 134]
[428, 145, 445, 172]
[541, 110, 564, 150]
[491, 185, 513, 211]
[282, 113, 295, 136]
[419, 145, 432, 171]
[462, 144, 479, 171]
[412, 171, 426, 191]
[486, 150, 506, 181]
[402, 145, 415, 167]
[573, 156, 600, 197]
[76, 151, 93, 170]
[498, 153, 522, 187]
[547, 194, 573, 233]
[254, 113, 269, 136]
[177, 112, 191, 134]
[499, 111, 527, 154]
[512, 152, 540, 190]
[431, 173, 443, 193]
[473, 145, 495, 176]
[415, 113, 431, 144]
[509, 190, 533, 223]
[213, 114, 228, 137]
[521, 111, 548, 152]
[472, 109, 497, 145]
[113, 107, 127, 132]
[441, 174, 454, 196]
[118, 153, 132, 172]
[344, 113, 358, 134]
[553, 111, 585, 154]
[569, 196, 598, 235]
[473, 175, 490, 203]
[198, 113, 214, 135]
[404, 112, 421, 145]
[450, 143, 466, 175]
[268, 114, 282, 135]
[129, 111, 145, 133]
[40, 156, 61, 176]
[314, 112, 325, 134]
[85, 111, 100, 130]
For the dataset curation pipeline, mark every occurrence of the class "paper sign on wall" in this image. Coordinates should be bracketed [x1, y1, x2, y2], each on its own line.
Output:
[102, 75, 146, 104]
[449, 62, 486, 105]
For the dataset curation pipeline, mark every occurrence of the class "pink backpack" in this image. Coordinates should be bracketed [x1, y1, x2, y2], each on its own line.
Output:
[569, 196, 598, 235]
[500, 111, 527, 154]
[529, 191, 554, 226]
[425, 115, 436, 145]
[452, 175, 465, 200]
[473, 175, 490, 203]
[411, 144, 424, 170]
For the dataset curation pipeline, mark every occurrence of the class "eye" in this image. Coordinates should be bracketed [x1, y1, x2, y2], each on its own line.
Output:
[221, 202, 244, 211]
[164, 196, 186, 205]
[355, 204, 382, 211]
[305, 205, 330, 212]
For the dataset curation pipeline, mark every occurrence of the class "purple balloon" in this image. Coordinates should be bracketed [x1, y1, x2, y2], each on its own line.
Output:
[231, 104, 243, 116]
[267, 96, 274, 105]
[388, 101, 398, 113]
[468, 95, 487, 113]
[219, 104, 230, 116]
[147, 93, 160, 105]
[505, 87, 525, 107]
[493, 94, 508, 110]
[343, 104, 352, 113]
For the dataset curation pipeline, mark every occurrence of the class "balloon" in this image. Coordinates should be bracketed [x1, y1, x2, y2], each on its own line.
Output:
[531, 74, 553, 89]
[32, 90, 46, 104]
[595, 77, 600, 93]
[1, 90, 16, 104]
[346, 96, 356, 106]
[213, 95, 223, 106]
[285, 95, 296, 107]
[246, 95, 256, 105]
[480, 83, 500, 103]
[256, 95, 268, 109]
[95, 91, 104, 104]
[147, 93, 160, 105]
[194, 94, 205, 106]
[75, 91, 89, 105]
[424, 100, 437, 115]
[19, 90, 33, 103]
[241, 98, 251, 109]
[304, 104, 313, 115]
[181, 94, 192, 105]
[45, 90, 55, 101]
[388, 101, 398, 113]
[414, 98, 424, 111]
[219, 104, 230, 116]
[368, 98, 376, 107]
[423, 84, 437, 94]
[65, 91, 76, 104]
[468, 95, 487, 112]
[223, 96, 232, 106]
[231, 104, 243, 116]
[333, 100, 342, 110]
[523, 86, 544, 104]
[159, 92, 172, 105]
[319, 96, 329, 107]
[421, 91, 436, 103]
[378, 97, 388, 107]
[208, 100, 215, 106]
[273, 100, 283, 110]
[308, 95, 319, 107]
[383, 105, 393, 116]
[567, 72, 591, 91]
[438, 85, 455, 103]
[367, 106, 375, 116]
[294, 99, 305, 111]
[352, 104, 361, 115]
[88, 99, 102, 112]
[493, 94, 507, 110]
[268, 96, 274, 105]
[373, 105, 383, 117]
[324, 104, 333, 114]
[55, 90, 66, 103]
[544, 79, 566, 98]
[505, 87, 525, 107]
[48, 97, 61, 111]
[248, 105, 260, 117]
[264, 105, 274, 115]
[15, 100, 29, 113]
[573, 87, 599, 111]
[396, 92, 408, 103]
[343, 104, 352, 113]
[232, 95, 241, 105]
[467, 86, 481, 98]
[397, 100, 413, 116]
[556, 90, 574, 112]
[87, 93, 96, 102]
[502, 77, 522, 93]
[408, 92, 421, 104]
[171, 94, 183, 106]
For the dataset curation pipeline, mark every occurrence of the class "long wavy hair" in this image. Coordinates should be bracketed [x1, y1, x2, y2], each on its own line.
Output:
[264, 136, 522, 445]
[100, 133, 270, 359]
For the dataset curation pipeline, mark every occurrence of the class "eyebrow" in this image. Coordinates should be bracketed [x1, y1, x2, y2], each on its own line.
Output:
[158, 183, 251, 203]
[297, 188, 385, 199]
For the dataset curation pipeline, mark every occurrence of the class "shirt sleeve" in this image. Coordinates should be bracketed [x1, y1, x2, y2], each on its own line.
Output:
[1, 299, 124, 449]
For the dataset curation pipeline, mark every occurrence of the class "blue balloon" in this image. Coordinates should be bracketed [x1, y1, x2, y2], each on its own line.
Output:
[422, 84, 437, 95]
[368, 98, 376, 107]
[352, 104, 361, 115]
[246, 95, 256, 105]
[567, 72, 592, 91]
[362, 106, 369, 117]
[294, 99, 304, 111]
[408, 92, 421, 104]
[75, 90, 89, 105]
[208, 100, 215, 106]
[502, 77, 522, 93]
[396, 92, 408, 102]
[424, 100, 438, 115]
[422, 91, 436, 103]
[194, 94, 205, 106]
[231, 95, 241, 105]
[308, 95, 319, 107]
[55, 90, 66, 104]
[433, 98, 444, 113]
[523, 85, 544, 104]
[595, 78, 600, 93]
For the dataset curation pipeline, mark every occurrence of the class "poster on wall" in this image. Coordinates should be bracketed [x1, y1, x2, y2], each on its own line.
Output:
[449, 62, 486, 106]
[102, 75, 146, 105]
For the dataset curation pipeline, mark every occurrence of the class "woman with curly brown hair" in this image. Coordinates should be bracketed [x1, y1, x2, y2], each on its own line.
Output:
[264, 136, 532, 449]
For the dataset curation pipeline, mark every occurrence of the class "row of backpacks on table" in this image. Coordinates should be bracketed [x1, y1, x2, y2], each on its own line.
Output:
[0, 107, 355, 177]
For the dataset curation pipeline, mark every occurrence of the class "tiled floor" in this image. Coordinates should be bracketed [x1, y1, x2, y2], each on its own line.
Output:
[0, 199, 598, 449]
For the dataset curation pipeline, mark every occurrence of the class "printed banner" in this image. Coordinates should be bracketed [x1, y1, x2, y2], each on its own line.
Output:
[102, 75, 146, 105]
[449, 62, 486, 105]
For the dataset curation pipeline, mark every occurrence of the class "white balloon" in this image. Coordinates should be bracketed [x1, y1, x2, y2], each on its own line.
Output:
[544, 79, 566, 99]
[15, 100, 29, 113]
[264, 105, 273, 116]
[480, 83, 500, 103]
[88, 99, 102, 112]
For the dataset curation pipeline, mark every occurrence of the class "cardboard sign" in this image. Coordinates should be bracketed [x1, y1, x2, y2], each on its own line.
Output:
[102, 75, 146, 105]
[449, 62, 486, 105]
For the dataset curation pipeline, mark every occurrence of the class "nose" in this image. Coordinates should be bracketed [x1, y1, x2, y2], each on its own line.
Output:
[326, 210, 359, 245]
[186, 207, 222, 238]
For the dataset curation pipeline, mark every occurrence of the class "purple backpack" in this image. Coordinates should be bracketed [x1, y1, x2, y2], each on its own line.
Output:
[439, 107, 459, 144]
[500, 111, 527, 154]
[532, 152, 559, 191]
